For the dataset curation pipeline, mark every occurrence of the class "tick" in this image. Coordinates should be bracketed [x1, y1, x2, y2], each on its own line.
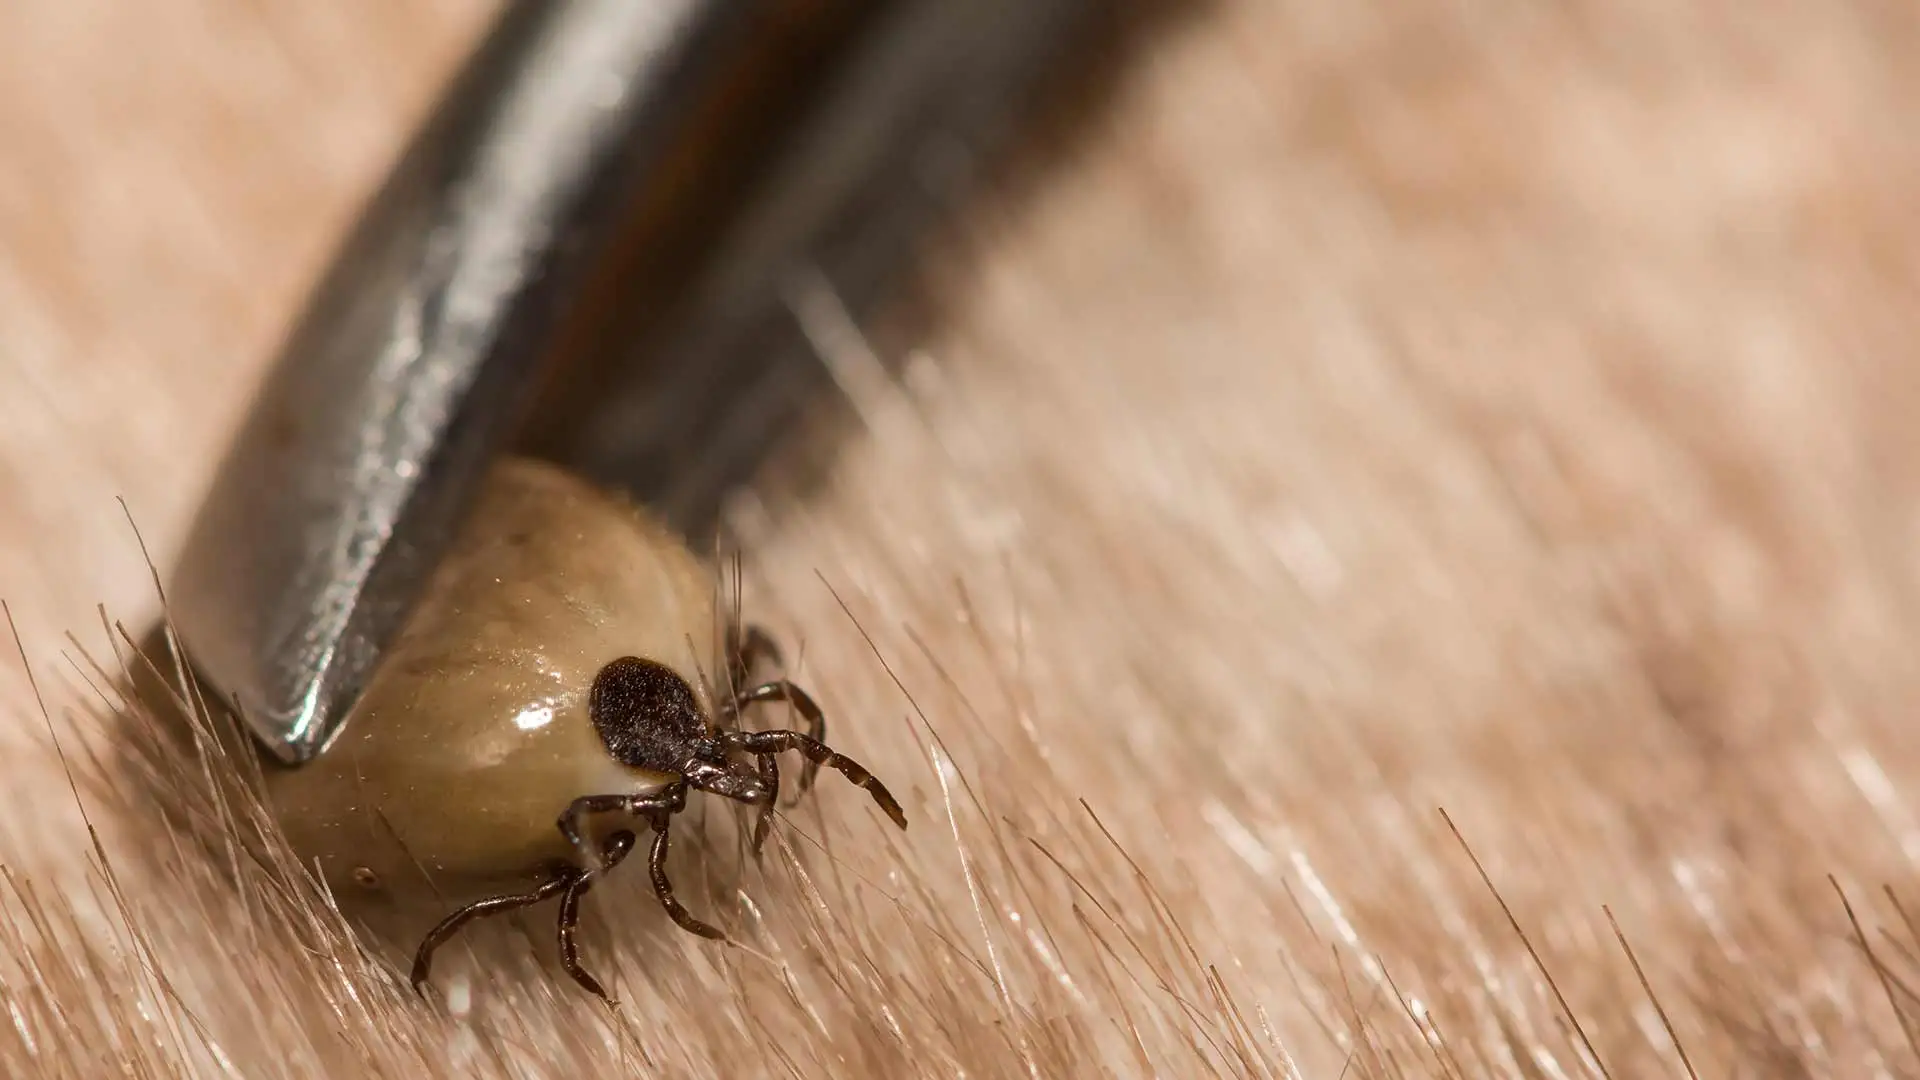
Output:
[259, 457, 908, 1002]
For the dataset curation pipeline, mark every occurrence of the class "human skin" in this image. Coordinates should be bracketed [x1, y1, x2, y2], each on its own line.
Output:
[4, 1, 1920, 1077]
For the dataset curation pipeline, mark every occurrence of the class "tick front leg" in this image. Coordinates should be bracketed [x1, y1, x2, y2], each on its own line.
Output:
[725, 680, 827, 797]
[717, 728, 907, 831]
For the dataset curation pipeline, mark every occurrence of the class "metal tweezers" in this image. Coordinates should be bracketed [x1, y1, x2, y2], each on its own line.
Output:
[168, 0, 1093, 765]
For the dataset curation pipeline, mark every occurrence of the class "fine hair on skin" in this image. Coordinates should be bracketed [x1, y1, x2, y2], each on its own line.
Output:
[5, 1, 1920, 1077]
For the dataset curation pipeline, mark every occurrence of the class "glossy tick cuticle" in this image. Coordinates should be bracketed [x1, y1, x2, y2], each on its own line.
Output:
[254, 459, 911, 1006]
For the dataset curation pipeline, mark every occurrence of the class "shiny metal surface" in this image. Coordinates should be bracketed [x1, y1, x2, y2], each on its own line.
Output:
[170, 0, 1096, 767]
[170, 0, 731, 764]
[550, 0, 1099, 531]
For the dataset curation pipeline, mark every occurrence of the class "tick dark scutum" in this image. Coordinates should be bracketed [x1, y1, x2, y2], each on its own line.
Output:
[589, 656, 710, 770]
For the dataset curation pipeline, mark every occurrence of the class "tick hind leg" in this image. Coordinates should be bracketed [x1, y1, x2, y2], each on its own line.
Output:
[641, 808, 726, 940]
[411, 878, 570, 996]
[557, 785, 728, 943]
[556, 830, 638, 1001]
[559, 788, 686, 870]
[410, 830, 638, 1001]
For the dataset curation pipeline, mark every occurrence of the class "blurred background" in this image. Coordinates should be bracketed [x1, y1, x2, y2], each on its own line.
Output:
[6, 1, 1920, 1077]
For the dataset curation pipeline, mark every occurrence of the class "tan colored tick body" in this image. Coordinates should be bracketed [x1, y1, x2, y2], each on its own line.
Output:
[260, 456, 907, 999]
[267, 457, 715, 903]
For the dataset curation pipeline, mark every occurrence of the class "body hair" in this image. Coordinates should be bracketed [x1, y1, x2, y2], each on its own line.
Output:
[3, 0, 1920, 1076]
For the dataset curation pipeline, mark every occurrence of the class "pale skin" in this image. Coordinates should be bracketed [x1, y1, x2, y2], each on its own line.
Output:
[262, 457, 907, 999]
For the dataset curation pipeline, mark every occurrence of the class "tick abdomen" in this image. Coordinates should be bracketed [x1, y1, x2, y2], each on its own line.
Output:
[264, 457, 722, 913]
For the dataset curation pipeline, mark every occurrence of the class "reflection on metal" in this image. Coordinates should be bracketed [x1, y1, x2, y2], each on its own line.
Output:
[168, 0, 1095, 766]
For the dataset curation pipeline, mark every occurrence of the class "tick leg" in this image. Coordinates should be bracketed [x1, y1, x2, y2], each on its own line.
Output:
[725, 680, 827, 797]
[726, 623, 783, 692]
[643, 811, 726, 940]
[556, 830, 637, 1002]
[559, 788, 688, 869]
[717, 729, 907, 831]
[412, 874, 572, 995]
[750, 753, 779, 856]
[718, 624, 786, 737]
[559, 794, 641, 868]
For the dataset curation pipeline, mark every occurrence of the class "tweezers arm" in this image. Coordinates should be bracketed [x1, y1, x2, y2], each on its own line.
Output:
[168, 0, 738, 765]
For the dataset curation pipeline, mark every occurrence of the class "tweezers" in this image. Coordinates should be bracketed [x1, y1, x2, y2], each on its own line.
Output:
[167, 0, 1094, 765]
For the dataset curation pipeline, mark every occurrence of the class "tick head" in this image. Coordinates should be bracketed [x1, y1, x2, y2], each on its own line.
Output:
[681, 754, 772, 805]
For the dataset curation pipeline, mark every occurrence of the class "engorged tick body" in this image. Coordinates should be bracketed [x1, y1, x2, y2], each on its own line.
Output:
[261, 457, 907, 1001]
